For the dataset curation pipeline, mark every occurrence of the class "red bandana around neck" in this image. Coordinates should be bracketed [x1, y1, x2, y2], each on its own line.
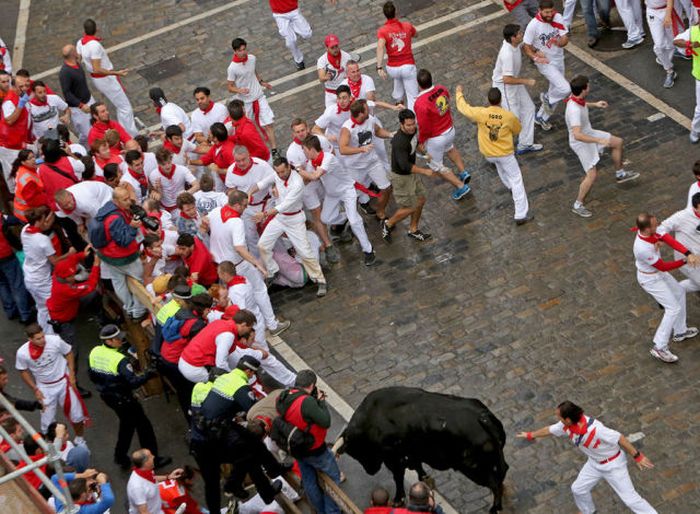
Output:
[337, 99, 354, 114]
[163, 139, 181, 154]
[348, 77, 362, 99]
[80, 34, 102, 45]
[311, 151, 325, 168]
[128, 167, 148, 187]
[132, 467, 156, 483]
[29, 97, 48, 107]
[566, 95, 586, 107]
[535, 12, 566, 31]
[293, 137, 303, 145]
[231, 160, 253, 176]
[327, 51, 342, 70]
[221, 205, 241, 223]
[232, 53, 248, 63]
[227, 276, 247, 287]
[350, 116, 363, 128]
[200, 101, 215, 114]
[28, 342, 45, 360]
[563, 416, 588, 435]
[158, 164, 175, 180]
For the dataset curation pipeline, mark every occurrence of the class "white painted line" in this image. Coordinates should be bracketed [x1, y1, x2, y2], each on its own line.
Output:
[646, 112, 666, 122]
[628, 432, 646, 443]
[32, 0, 254, 80]
[269, 334, 460, 514]
[12, 0, 31, 70]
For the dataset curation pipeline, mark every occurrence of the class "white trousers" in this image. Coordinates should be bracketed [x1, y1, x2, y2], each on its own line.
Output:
[637, 271, 687, 349]
[228, 346, 296, 387]
[178, 358, 209, 383]
[273, 9, 312, 64]
[485, 154, 529, 219]
[571, 456, 657, 514]
[69, 98, 94, 146]
[90, 75, 137, 135]
[386, 64, 419, 112]
[563, 0, 577, 27]
[536, 60, 570, 121]
[351, 160, 391, 203]
[237, 260, 280, 330]
[100, 259, 147, 318]
[424, 126, 456, 168]
[25, 280, 52, 333]
[0, 146, 18, 193]
[258, 212, 326, 284]
[498, 84, 535, 147]
[693, 80, 700, 135]
[37, 376, 86, 432]
[646, 7, 676, 72]
[243, 203, 267, 256]
[302, 181, 324, 210]
[617, 0, 645, 42]
[321, 188, 373, 253]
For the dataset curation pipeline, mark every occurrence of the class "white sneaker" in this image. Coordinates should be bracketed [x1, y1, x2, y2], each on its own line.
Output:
[571, 205, 593, 218]
[616, 170, 640, 183]
[672, 326, 699, 343]
[690, 131, 700, 144]
[650, 347, 679, 363]
[539, 92, 554, 116]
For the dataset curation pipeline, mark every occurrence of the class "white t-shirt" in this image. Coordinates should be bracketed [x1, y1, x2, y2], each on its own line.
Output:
[548, 416, 622, 461]
[256, 169, 304, 214]
[286, 135, 333, 169]
[658, 207, 700, 256]
[492, 41, 523, 87]
[228, 280, 256, 313]
[20, 227, 56, 285]
[227, 54, 264, 103]
[159, 102, 193, 139]
[565, 101, 593, 145]
[191, 102, 228, 137]
[314, 104, 352, 146]
[317, 50, 352, 91]
[127, 472, 163, 514]
[523, 14, 568, 62]
[170, 139, 197, 167]
[57, 181, 113, 223]
[76, 39, 113, 74]
[310, 152, 353, 196]
[2, 99, 31, 134]
[15, 335, 71, 384]
[142, 152, 158, 176]
[194, 190, 228, 215]
[208, 206, 246, 264]
[224, 158, 275, 204]
[28, 95, 68, 139]
[687, 180, 700, 208]
[340, 114, 381, 170]
[121, 170, 146, 204]
[340, 74, 376, 100]
[633, 234, 662, 273]
[93, 155, 128, 180]
[148, 164, 196, 208]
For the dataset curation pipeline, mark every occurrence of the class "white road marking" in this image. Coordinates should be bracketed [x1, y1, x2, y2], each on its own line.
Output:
[12, 0, 32, 70]
[647, 113, 666, 122]
[628, 432, 646, 443]
[32, 0, 255, 80]
[269, 334, 460, 514]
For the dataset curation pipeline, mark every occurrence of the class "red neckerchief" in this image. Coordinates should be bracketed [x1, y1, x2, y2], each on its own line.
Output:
[199, 101, 215, 114]
[62, 192, 77, 214]
[311, 151, 325, 168]
[29, 96, 48, 107]
[179, 210, 195, 220]
[293, 137, 303, 145]
[63, 61, 80, 70]
[158, 164, 175, 180]
[227, 276, 247, 287]
[565, 95, 585, 107]
[163, 139, 181, 154]
[231, 160, 253, 176]
[535, 11, 566, 31]
[154, 105, 162, 114]
[350, 116, 363, 128]
[232, 53, 248, 63]
[563, 416, 588, 436]
[326, 50, 342, 70]
[694, 208, 700, 220]
[348, 77, 362, 99]
[337, 99, 354, 114]
[28, 342, 45, 360]
[132, 467, 156, 483]
[221, 205, 241, 222]
[638, 232, 660, 244]
[128, 167, 148, 187]
[80, 34, 102, 45]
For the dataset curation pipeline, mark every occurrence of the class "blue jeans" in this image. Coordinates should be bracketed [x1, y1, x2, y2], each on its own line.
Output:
[581, 0, 610, 38]
[0, 255, 33, 321]
[298, 448, 341, 514]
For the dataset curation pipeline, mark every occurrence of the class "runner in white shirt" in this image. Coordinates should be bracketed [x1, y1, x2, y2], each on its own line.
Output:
[0, 37, 12, 74]
[126, 137, 158, 177]
[127, 449, 181, 514]
[206, 190, 288, 335]
[517, 401, 657, 514]
[76, 19, 137, 135]
[148, 87, 193, 140]
[312, 84, 355, 150]
[659, 193, 700, 292]
[674, 28, 700, 143]
[194, 173, 228, 215]
[317, 34, 353, 107]
[150, 148, 199, 212]
[224, 146, 276, 251]
[54, 180, 113, 226]
[163, 125, 203, 168]
[15, 325, 87, 436]
[522, 0, 570, 130]
[645, 0, 682, 89]
[632, 212, 699, 362]
[249, 159, 327, 296]
[302, 136, 377, 266]
[339, 100, 393, 220]
[227, 38, 278, 154]
[27, 81, 70, 141]
[190, 87, 228, 143]
[122, 150, 149, 203]
[492, 24, 543, 155]
[565, 75, 639, 218]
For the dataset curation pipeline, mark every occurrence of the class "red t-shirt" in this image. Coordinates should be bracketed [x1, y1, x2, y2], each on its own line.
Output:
[184, 237, 218, 287]
[200, 140, 235, 170]
[414, 84, 453, 144]
[269, 0, 298, 14]
[88, 120, 131, 147]
[377, 19, 417, 67]
[229, 117, 270, 162]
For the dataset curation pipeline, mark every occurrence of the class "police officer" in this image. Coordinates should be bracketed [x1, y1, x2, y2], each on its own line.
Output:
[88, 324, 172, 469]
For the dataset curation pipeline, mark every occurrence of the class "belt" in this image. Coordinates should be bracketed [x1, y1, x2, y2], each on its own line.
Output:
[248, 194, 270, 207]
[281, 210, 301, 216]
[39, 374, 68, 386]
[325, 88, 337, 94]
[90, 72, 108, 78]
[599, 450, 621, 465]
[638, 270, 658, 275]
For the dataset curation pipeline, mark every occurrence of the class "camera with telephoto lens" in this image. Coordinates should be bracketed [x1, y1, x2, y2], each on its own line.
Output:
[129, 204, 160, 232]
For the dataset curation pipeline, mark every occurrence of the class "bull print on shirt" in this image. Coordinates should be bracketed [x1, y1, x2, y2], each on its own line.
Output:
[358, 130, 373, 147]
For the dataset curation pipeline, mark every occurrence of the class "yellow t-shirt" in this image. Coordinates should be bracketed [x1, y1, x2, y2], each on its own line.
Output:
[455, 93, 521, 157]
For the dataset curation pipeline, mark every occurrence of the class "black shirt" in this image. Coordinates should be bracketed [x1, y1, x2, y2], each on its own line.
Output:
[59, 63, 91, 108]
[391, 128, 417, 176]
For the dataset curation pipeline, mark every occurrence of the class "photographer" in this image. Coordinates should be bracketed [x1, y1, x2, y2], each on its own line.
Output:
[51, 468, 115, 513]
[90, 186, 148, 320]
[390, 482, 446, 514]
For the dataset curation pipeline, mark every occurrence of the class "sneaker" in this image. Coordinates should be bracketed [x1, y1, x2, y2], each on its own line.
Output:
[516, 143, 544, 155]
[451, 183, 471, 200]
[571, 205, 593, 218]
[350, 52, 362, 62]
[269, 320, 291, 337]
[534, 115, 552, 131]
[616, 170, 640, 183]
[690, 131, 700, 144]
[381, 219, 393, 242]
[672, 326, 699, 342]
[655, 57, 663, 66]
[359, 202, 376, 215]
[363, 251, 377, 266]
[539, 92, 554, 116]
[295, 60, 305, 71]
[316, 282, 327, 297]
[325, 245, 340, 263]
[621, 37, 644, 49]
[458, 169, 472, 183]
[515, 213, 534, 226]
[663, 71, 677, 89]
[407, 230, 432, 241]
[650, 347, 678, 363]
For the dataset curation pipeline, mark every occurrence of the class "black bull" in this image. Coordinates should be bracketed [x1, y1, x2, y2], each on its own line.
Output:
[334, 387, 508, 513]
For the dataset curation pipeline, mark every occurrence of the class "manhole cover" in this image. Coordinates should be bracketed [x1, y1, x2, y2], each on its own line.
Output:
[138, 56, 186, 83]
[395, 0, 436, 15]
[589, 28, 630, 52]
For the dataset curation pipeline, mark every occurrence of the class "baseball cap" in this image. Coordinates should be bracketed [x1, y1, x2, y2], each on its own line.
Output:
[99, 324, 125, 341]
[324, 34, 340, 48]
[237, 355, 260, 372]
[54, 259, 78, 279]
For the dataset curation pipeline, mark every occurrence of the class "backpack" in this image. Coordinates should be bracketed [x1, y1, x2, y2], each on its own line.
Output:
[87, 213, 117, 249]
[271, 390, 316, 459]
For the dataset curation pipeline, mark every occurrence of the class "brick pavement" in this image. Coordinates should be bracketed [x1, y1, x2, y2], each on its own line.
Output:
[8, 0, 700, 512]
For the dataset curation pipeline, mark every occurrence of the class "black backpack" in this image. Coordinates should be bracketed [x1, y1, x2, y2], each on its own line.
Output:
[271, 389, 316, 459]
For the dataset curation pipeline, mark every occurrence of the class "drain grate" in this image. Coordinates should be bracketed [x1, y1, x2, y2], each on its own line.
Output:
[138, 56, 186, 83]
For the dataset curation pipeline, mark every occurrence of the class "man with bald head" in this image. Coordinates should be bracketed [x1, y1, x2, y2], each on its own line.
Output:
[59, 44, 94, 145]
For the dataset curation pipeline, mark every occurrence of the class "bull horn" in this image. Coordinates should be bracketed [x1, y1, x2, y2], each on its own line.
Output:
[331, 436, 345, 456]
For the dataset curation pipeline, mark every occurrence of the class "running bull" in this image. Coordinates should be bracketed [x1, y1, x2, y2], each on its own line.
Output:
[333, 387, 508, 513]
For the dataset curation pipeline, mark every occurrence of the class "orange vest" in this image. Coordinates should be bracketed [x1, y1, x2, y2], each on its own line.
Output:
[14, 166, 44, 222]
